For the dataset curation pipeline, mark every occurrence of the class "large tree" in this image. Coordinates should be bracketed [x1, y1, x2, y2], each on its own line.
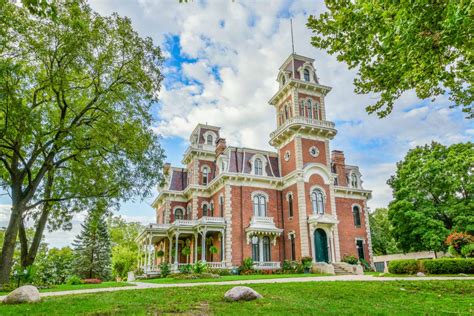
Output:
[388, 142, 473, 253]
[307, 1, 473, 118]
[0, 0, 164, 283]
[369, 208, 399, 256]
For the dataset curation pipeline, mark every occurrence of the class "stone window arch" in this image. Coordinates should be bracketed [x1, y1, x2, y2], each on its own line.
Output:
[202, 131, 217, 146]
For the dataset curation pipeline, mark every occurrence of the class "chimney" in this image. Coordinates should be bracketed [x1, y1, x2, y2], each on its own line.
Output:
[331, 150, 347, 186]
[215, 138, 227, 157]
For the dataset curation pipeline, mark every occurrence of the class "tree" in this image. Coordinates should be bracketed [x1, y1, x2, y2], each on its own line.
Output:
[33, 245, 73, 285]
[0, 0, 164, 283]
[111, 245, 136, 279]
[307, 1, 473, 118]
[388, 142, 473, 253]
[369, 208, 399, 255]
[72, 206, 111, 280]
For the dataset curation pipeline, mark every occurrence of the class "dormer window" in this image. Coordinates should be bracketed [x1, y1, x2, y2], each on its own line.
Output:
[254, 158, 263, 175]
[351, 173, 358, 188]
[206, 134, 213, 145]
[304, 69, 310, 82]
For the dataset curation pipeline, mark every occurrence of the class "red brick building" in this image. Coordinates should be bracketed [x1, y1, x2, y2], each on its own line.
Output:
[137, 54, 373, 273]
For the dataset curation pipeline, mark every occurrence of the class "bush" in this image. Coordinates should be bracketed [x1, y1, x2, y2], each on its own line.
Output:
[193, 261, 207, 274]
[445, 232, 473, 256]
[342, 255, 359, 265]
[360, 259, 373, 271]
[66, 275, 83, 285]
[172, 273, 220, 280]
[388, 259, 421, 274]
[422, 258, 474, 274]
[282, 260, 303, 274]
[461, 244, 474, 258]
[82, 278, 102, 284]
[208, 268, 232, 276]
[179, 264, 193, 274]
[239, 257, 255, 274]
[159, 262, 170, 278]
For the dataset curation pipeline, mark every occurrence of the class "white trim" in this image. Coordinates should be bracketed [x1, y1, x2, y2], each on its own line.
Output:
[249, 153, 268, 176]
[202, 130, 217, 146]
[303, 163, 333, 184]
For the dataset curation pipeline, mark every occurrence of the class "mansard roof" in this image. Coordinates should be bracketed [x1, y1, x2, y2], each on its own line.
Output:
[168, 168, 188, 191]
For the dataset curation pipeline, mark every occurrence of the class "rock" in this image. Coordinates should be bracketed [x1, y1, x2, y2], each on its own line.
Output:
[127, 271, 135, 282]
[3, 285, 40, 304]
[458, 273, 468, 277]
[224, 286, 263, 301]
[416, 272, 426, 277]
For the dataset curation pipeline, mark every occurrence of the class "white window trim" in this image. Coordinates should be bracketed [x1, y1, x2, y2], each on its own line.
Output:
[249, 154, 268, 176]
[298, 62, 316, 83]
[202, 130, 217, 146]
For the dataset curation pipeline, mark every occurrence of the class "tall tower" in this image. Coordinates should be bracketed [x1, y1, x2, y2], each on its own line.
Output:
[269, 53, 340, 260]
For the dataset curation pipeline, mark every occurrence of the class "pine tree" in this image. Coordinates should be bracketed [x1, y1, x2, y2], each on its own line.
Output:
[72, 208, 112, 280]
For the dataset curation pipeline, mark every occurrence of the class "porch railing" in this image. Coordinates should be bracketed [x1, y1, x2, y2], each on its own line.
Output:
[206, 262, 226, 269]
[253, 261, 281, 269]
[199, 216, 225, 225]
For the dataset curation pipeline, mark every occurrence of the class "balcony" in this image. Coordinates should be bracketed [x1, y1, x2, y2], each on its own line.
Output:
[245, 216, 283, 244]
[269, 116, 337, 146]
[172, 219, 197, 227]
[198, 216, 225, 225]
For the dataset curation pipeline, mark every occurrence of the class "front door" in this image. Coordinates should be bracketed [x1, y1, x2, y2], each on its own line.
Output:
[314, 228, 329, 263]
[356, 239, 365, 260]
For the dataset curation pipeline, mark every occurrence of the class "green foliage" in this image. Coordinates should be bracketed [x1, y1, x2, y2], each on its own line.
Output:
[179, 264, 192, 274]
[65, 275, 83, 285]
[112, 245, 136, 279]
[172, 273, 220, 280]
[360, 259, 373, 272]
[159, 262, 170, 278]
[342, 255, 359, 265]
[301, 256, 313, 269]
[193, 261, 208, 274]
[388, 259, 421, 274]
[461, 244, 474, 258]
[422, 258, 474, 274]
[208, 268, 232, 276]
[72, 207, 112, 280]
[369, 208, 400, 255]
[307, 1, 473, 118]
[240, 257, 254, 271]
[388, 142, 474, 253]
[445, 232, 473, 257]
[282, 260, 304, 274]
[156, 250, 164, 257]
[33, 246, 73, 285]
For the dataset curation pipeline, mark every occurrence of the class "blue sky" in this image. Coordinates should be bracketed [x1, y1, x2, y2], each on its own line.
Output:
[1, 0, 472, 247]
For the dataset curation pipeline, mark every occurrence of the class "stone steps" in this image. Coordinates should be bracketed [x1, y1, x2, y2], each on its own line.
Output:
[332, 264, 356, 275]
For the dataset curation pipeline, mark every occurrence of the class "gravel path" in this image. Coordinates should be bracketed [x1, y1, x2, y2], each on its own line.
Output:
[1, 275, 473, 301]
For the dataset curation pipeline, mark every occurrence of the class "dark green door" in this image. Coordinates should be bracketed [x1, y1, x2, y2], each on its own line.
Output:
[314, 229, 329, 263]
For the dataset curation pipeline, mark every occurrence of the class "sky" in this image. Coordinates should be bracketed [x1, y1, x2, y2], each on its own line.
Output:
[0, 0, 472, 247]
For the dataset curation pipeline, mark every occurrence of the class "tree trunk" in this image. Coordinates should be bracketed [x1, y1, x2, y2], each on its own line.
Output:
[18, 219, 29, 267]
[0, 203, 23, 284]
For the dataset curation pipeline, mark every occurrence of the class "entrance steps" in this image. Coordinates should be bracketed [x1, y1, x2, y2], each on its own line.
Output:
[332, 263, 361, 275]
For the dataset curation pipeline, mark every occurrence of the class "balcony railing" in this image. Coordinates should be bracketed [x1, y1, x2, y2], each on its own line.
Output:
[172, 219, 196, 226]
[207, 262, 226, 269]
[250, 216, 275, 226]
[199, 216, 225, 225]
[270, 116, 336, 139]
[253, 261, 281, 269]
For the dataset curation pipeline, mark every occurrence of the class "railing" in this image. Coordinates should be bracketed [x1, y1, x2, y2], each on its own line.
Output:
[270, 116, 336, 138]
[250, 216, 275, 225]
[199, 216, 225, 225]
[149, 224, 171, 230]
[206, 262, 226, 269]
[253, 261, 281, 269]
[172, 219, 197, 226]
[143, 264, 160, 274]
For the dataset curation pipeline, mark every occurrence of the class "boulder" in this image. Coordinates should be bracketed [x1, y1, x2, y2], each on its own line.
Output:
[224, 286, 262, 301]
[458, 273, 468, 277]
[416, 272, 426, 277]
[127, 271, 135, 282]
[3, 285, 40, 304]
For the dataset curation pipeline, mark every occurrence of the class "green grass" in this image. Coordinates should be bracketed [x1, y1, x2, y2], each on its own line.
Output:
[364, 272, 474, 277]
[0, 282, 133, 295]
[1, 280, 473, 315]
[141, 273, 328, 284]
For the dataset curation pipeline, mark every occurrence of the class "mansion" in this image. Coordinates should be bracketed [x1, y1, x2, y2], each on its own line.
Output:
[137, 53, 373, 274]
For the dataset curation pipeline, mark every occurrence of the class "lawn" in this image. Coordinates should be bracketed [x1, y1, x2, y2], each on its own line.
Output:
[141, 273, 329, 284]
[0, 282, 133, 296]
[364, 271, 474, 278]
[1, 280, 473, 315]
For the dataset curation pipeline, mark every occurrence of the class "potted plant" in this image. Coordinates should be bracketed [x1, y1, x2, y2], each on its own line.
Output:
[209, 245, 218, 262]
[301, 256, 313, 274]
[181, 246, 191, 263]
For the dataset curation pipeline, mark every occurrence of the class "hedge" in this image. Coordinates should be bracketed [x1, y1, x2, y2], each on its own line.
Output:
[388, 258, 474, 274]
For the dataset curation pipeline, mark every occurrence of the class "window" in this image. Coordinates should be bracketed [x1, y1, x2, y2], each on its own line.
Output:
[206, 134, 213, 145]
[219, 195, 224, 217]
[284, 106, 289, 120]
[262, 236, 271, 261]
[202, 166, 210, 185]
[281, 75, 285, 86]
[307, 100, 313, 119]
[288, 193, 294, 217]
[174, 208, 184, 220]
[290, 234, 296, 260]
[186, 205, 191, 219]
[351, 173, 358, 188]
[252, 236, 260, 262]
[314, 103, 320, 120]
[356, 239, 365, 260]
[253, 194, 267, 217]
[203, 204, 209, 216]
[300, 101, 305, 116]
[254, 158, 263, 175]
[304, 69, 310, 82]
[210, 202, 214, 217]
[353, 206, 361, 227]
[311, 189, 325, 214]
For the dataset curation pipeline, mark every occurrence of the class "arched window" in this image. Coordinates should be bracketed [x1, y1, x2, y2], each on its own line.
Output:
[304, 69, 310, 82]
[262, 236, 271, 261]
[311, 189, 325, 214]
[284, 105, 289, 120]
[186, 205, 191, 219]
[174, 208, 184, 220]
[300, 101, 305, 117]
[202, 166, 210, 185]
[351, 173, 358, 188]
[251, 236, 260, 262]
[288, 193, 294, 217]
[281, 75, 286, 86]
[254, 158, 263, 175]
[206, 134, 213, 145]
[253, 194, 267, 217]
[219, 195, 224, 217]
[307, 99, 313, 119]
[203, 204, 208, 216]
[210, 202, 214, 217]
[353, 206, 361, 227]
[314, 103, 320, 120]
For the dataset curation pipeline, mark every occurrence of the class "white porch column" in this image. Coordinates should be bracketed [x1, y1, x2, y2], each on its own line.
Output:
[331, 229, 336, 263]
[201, 228, 207, 262]
[144, 241, 148, 273]
[148, 233, 153, 268]
[194, 233, 198, 263]
[174, 232, 180, 265]
[221, 231, 225, 262]
[309, 226, 316, 262]
[168, 236, 173, 264]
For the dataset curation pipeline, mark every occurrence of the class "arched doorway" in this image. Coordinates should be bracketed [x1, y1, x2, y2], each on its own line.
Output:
[314, 228, 329, 263]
